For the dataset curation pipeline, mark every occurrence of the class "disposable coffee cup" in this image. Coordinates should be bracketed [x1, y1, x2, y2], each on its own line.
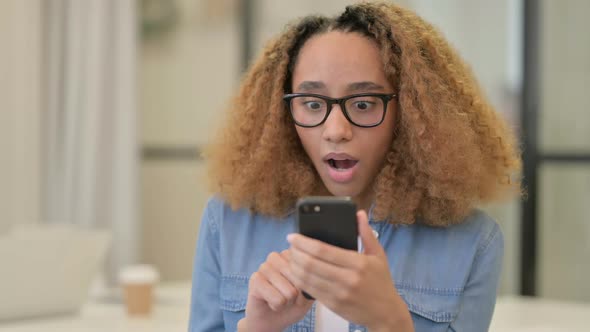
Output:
[119, 264, 159, 316]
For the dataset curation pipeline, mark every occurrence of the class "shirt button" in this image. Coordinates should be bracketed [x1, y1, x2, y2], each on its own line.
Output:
[372, 229, 379, 238]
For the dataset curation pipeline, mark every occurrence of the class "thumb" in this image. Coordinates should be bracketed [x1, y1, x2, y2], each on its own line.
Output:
[357, 210, 385, 258]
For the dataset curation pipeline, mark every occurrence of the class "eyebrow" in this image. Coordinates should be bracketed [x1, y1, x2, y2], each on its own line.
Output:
[296, 81, 326, 92]
[347, 81, 385, 92]
[294, 81, 386, 93]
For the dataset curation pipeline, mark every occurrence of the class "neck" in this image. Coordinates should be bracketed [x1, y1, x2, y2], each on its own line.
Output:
[353, 192, 373, 214]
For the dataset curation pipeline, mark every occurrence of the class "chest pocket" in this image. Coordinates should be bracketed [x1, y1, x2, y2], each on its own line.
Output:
[219, 275, 249, 312]
[220, 275, 249, 312]
[397, 283, 462, 331]
[219, 275, 248, 331]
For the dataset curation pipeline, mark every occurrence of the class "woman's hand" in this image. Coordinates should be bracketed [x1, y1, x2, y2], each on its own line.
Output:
[238, 250, 313, 332]
[287, 210, 414, 332]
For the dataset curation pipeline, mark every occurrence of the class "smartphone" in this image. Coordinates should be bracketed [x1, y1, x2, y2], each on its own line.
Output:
[295, 196, 358, 299]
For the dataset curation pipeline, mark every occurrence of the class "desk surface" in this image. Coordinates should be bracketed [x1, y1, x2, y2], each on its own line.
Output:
[490, 295, 589, 332]
[0, 283, 191, 332]
[0, 283, 588, 332]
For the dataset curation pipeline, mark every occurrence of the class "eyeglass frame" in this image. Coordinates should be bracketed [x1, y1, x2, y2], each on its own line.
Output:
[283, 92, 397, 128]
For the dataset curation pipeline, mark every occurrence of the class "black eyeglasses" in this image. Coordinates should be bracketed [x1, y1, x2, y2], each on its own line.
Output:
[283, 93, 396, 128]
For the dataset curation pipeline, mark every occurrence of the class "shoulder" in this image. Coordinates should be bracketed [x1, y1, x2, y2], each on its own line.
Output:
[405, 209, 502, 248]
[201, 195, 254, 229]
[448, 209, 504, 257]
[201, 196, 295, 276]
[201, 195, 294, 235]
[203, 195, 233, 218]
[389, 209, 503, 286]
[428, 209, 503, 260]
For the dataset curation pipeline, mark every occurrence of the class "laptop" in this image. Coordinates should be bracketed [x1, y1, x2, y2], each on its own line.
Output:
[0, 224, 110, 321]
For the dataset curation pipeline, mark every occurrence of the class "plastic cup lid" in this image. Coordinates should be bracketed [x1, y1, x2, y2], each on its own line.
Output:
[119, 264, 159, 284]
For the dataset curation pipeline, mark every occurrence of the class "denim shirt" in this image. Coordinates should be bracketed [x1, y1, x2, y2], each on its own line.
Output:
[189, 197, 503, 332]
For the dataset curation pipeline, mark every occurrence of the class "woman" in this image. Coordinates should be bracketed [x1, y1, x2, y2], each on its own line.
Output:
[189, 2, 521, 331]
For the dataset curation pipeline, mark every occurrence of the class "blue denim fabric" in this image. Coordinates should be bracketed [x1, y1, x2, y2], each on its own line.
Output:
[189, 197, 503, 332]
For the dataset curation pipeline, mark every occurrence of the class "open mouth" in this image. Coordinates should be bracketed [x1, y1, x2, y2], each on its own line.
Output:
[327, 158, 358, 171]
[323, 153, 359, 183]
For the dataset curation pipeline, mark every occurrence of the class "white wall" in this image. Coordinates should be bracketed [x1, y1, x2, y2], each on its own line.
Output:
[0, 0, 41, 232]
[139, 0, 239, 280]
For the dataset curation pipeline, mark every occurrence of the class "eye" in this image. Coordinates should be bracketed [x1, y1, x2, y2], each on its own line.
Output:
[297, 97, 325, 112]
[304, 101, 323, 110]
[354, 101, 371, 110]
[351, 100, 376, 111]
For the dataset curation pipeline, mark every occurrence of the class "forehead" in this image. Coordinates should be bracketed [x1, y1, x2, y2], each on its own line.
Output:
[292, 31, 388, 89]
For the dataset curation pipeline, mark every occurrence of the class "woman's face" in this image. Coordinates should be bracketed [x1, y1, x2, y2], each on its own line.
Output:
[291, 31, 397, 210]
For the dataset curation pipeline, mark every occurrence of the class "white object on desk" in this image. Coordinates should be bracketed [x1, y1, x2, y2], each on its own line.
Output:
[0, 224, 110, 321]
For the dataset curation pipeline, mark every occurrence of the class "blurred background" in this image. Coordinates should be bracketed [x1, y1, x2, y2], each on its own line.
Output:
[1, 0, 589, 330]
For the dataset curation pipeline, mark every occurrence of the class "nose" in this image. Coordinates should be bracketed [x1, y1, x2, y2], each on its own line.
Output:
[321, 104, 353, 142]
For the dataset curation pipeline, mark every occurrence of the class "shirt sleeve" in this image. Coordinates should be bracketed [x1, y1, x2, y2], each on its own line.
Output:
[188, 198, 225, 332]
[449, 222, 504, 331]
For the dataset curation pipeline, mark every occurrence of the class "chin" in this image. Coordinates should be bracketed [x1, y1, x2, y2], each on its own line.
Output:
[322, 180, 361, 198]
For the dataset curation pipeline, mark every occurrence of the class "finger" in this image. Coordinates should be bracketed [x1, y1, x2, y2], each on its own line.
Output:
[279, 249, 291, 261]
[289, 245, 348, 282]
[288, 253, 342, 300]
[357, 210, 386, 258]
[279, 249, 318, 302]
[278, 250, 299, 288]
[287, 233, 361, 269]
[261, 253, 300, 305]
[249, 272, 290, 311]
[283, 250, 318, 305]
[289, 264, 352, 308]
